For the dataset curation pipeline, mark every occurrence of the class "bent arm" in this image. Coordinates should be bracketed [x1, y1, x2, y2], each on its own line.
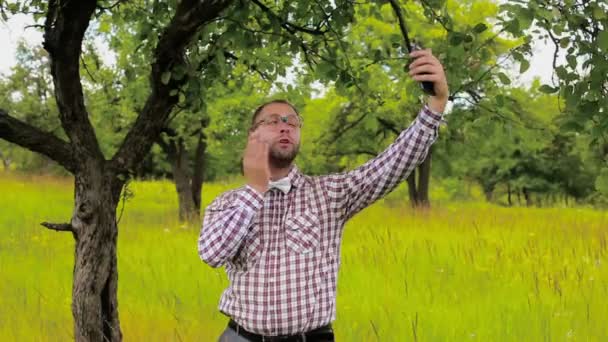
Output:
[197, 187, 264, 267]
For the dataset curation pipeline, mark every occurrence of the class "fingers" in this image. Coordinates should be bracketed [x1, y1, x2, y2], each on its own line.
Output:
[409, 48, 432, 59]
[406, 48, 449, 100]
[246, 131, 270, 160]
[408, 64, 440, 77]
[248, 131, 269, 146]
[411, 74, 443, 82]
[408, 55, 439, 70]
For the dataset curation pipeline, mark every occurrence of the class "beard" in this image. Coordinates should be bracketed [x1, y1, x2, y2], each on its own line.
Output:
[269, 142, 300, 169]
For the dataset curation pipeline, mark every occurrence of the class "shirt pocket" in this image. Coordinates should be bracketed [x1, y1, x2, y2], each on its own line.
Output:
[284, 210, 321, 254]
[240, 221, 263, 268]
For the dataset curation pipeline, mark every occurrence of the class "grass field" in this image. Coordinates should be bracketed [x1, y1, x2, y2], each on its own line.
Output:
[1, 172, 607, 341]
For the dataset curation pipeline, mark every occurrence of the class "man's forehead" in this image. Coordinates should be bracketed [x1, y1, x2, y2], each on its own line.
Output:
[259, 103, 297, 117]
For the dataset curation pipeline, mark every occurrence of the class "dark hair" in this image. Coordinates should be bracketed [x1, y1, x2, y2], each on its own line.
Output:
[251, 99, 300, 128]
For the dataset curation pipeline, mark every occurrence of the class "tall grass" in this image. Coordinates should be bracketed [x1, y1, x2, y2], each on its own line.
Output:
[1, 172, 606, 341]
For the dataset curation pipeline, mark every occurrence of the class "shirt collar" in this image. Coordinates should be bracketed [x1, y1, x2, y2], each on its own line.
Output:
[267, 164, 305, 191]
[281, 164, 304, 190]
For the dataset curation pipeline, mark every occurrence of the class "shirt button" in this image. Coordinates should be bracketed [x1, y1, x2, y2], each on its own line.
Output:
[270, 251, 278, 256]
[272, 225, 279, 230]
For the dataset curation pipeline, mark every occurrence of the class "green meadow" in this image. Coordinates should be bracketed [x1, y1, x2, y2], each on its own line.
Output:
[1, 173, 607, 341]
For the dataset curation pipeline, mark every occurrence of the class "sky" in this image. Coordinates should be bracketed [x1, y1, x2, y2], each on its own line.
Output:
[0, 12, 558, 88]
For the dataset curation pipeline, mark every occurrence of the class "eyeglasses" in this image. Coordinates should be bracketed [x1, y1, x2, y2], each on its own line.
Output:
[252, 114, 303, 130]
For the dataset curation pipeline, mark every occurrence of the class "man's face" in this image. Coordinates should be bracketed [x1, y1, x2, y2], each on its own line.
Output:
[251, 102, 301, 168]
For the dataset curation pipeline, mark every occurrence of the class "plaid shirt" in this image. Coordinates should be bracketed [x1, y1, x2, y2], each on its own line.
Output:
[198, 105, 443, 336]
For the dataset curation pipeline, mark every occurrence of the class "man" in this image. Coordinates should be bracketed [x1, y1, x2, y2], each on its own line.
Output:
[199, 49, 448, 341]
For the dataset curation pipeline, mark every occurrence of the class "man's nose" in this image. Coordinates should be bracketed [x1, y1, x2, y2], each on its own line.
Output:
[278, 123, 291, 133]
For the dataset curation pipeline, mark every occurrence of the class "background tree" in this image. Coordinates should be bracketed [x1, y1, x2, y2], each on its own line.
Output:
[498, 0, 608, 199]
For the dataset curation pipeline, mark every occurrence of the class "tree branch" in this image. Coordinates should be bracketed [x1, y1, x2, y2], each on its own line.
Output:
[462, 92, 546, 131]
[97, 0, 128, 11]
[43, 0, 105, 163]
[41, 222, 74, 232]
[223, 51, 271, 81]
[377, 117, 401, 135]
[449, 46, 521, 100]
[0, 109, 76, 173]
[111, 0, 234, 175]
[250, 0, 328, 36]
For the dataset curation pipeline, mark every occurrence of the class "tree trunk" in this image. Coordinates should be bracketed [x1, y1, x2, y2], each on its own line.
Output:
[2, 1, 234, 341]
[517, 190, 521, 205]
[483, 183, 494, 202]
[406, 151, 432, 208]
[507, 183, 512, 206]
[191, 128, 207, 218]
[407, 170, 419, 207]
[169, 139, 197, 222]
[71, 166, 124, 342]
[416, 150, 431, 207]
[523, 187, 533, 207]
[160, 125, 207, 222]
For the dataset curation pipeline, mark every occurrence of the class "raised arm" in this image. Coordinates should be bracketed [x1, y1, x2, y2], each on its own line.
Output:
[323, 49, 448, 221]
[323, 106, 443, 221]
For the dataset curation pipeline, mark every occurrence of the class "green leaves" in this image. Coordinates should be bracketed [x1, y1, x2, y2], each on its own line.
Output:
[595, 168, 608, 197]
[496, 94, 505, 108]
[519, 60, 530, 73]
[598, 30, 608, 52]
[473, 23, 488, 34]
[497, 72, 511, 85]
[363, 115, 378, 132]
[449, 32, 465, 46]
[538, 85, 559, 94]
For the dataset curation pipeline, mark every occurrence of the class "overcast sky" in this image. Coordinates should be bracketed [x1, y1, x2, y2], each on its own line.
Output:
[0, 13, 558, 87]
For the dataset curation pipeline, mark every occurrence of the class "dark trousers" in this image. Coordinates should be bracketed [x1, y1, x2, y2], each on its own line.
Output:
[218, 321, 335, 342]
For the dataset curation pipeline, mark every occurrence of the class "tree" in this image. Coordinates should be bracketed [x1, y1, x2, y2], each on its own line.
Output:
[0, 0, 358, 339]
[498, 0, 608, 199]
[440, 79, 595, 206]
[0, 1, 238, 340]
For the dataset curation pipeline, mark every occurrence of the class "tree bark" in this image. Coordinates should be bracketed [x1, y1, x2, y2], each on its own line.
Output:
[171, 139, 197, 222]
[159, 125, 207, 222]
[0, 109, 76, 172]
[406, 151, 432, 208]
[407, 169, 419, 207]
[1, 1, 235, 341]
[191, 128, 207, 218]
[70, 166, 123, 342]
[416, 150, 431, 207]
